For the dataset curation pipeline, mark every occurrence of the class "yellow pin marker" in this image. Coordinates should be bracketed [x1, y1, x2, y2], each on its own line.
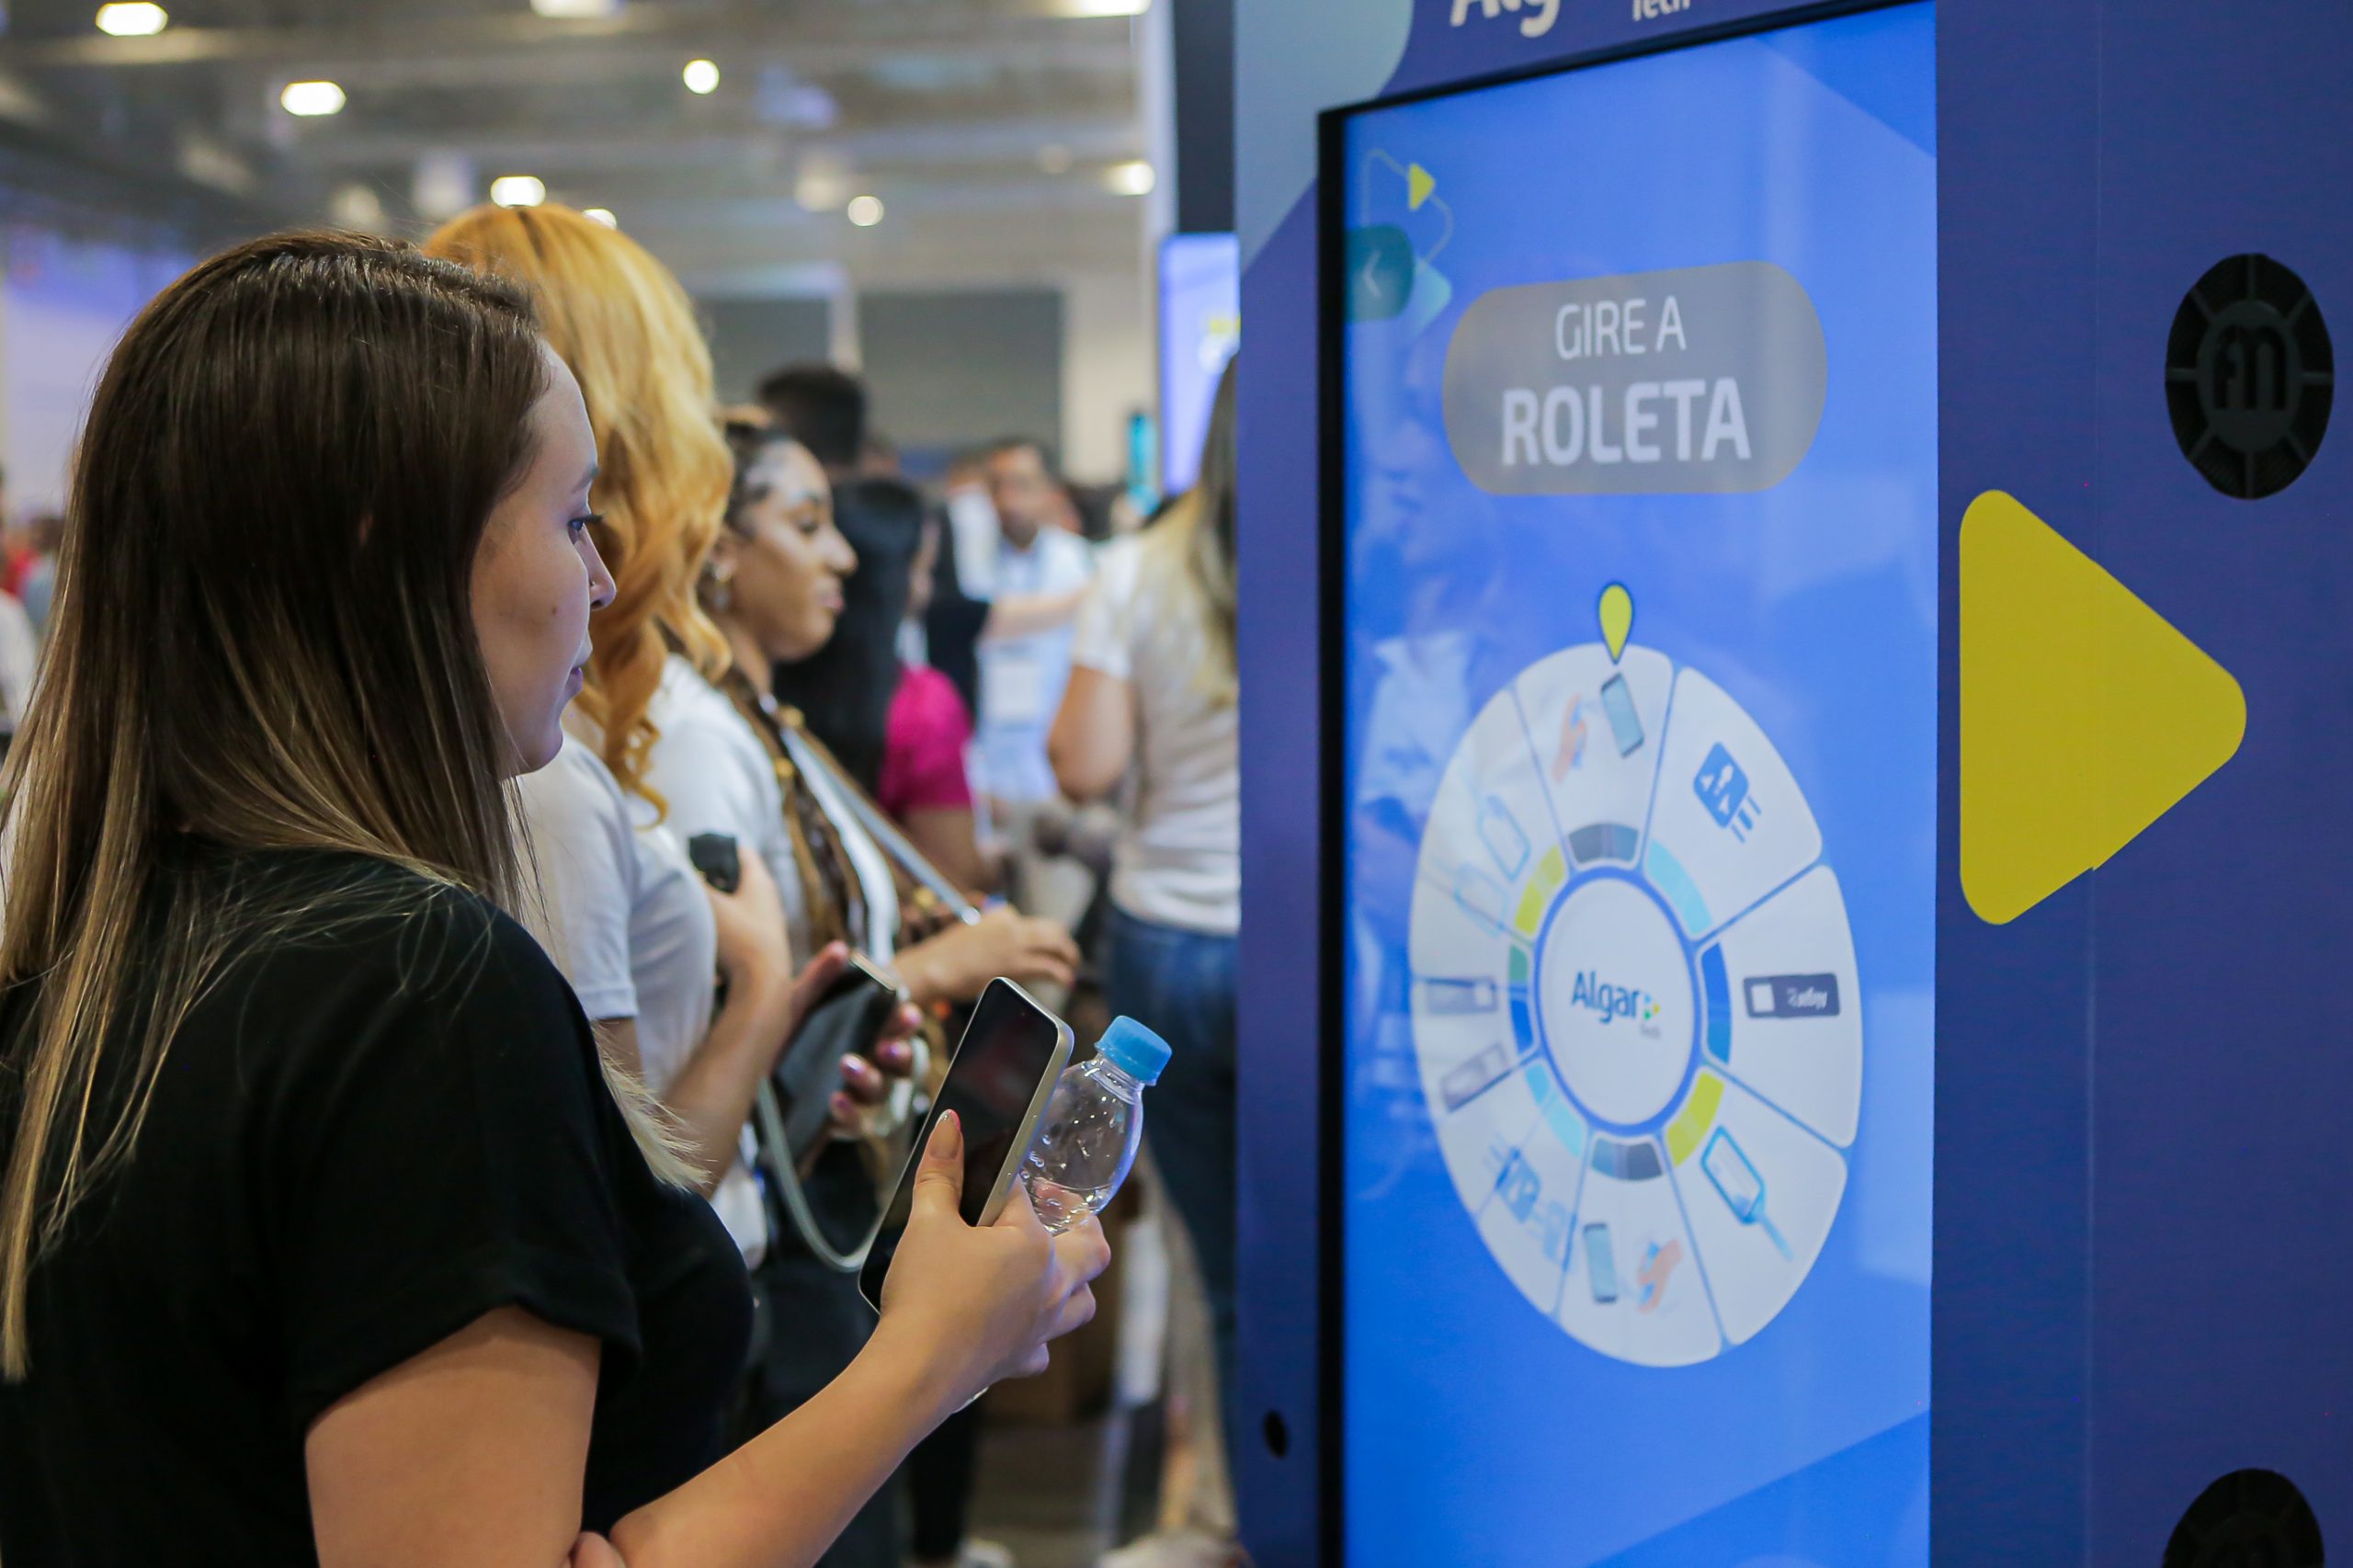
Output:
[1598, 583, 1633, 662]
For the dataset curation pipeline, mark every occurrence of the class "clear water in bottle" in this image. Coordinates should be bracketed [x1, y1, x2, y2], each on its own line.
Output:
[1020, 1017, 1170, 1234]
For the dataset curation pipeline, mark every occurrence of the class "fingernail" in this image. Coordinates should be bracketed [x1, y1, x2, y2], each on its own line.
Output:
[831, 1093, 855, 1119]
[932, 1110, 962, 1158]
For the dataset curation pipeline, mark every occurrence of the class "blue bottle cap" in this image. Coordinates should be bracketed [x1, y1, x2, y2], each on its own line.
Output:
[1097, 1017, 1171, 1086]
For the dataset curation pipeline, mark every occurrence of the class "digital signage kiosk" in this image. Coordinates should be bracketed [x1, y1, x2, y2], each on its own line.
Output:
[1235, 0, 2353, 1562]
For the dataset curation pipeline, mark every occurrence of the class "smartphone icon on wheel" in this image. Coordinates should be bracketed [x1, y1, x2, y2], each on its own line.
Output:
[1583, 1222, 1620, 1303]
[1598, 674, 1644, 756]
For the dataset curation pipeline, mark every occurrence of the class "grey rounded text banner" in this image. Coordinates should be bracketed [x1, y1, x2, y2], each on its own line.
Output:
[1440, 261, 1826, 495]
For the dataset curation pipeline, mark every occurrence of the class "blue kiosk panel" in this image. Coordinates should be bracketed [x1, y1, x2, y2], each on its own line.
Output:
[1937, 1, 2353, 1561]
[1336, 9, 1932, 1563]
[1235, 0, 2353, 1562]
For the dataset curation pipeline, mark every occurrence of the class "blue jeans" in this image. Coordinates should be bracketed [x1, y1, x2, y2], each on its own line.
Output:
[1104, 904, 1240, 1466]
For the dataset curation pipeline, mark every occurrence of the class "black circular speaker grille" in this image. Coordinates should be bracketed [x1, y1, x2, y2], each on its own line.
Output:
[2164, 1469, 2325, 1568]
[2167, 254, 2333, 499]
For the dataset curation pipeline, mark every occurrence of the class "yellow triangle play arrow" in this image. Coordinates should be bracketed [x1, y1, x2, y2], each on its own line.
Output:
[1407, 162, 1437, 211]
[1961, 491, 2245, 924]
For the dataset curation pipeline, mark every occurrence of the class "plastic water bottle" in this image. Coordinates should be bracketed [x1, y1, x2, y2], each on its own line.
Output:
[1020, 1017, 1170, 1233]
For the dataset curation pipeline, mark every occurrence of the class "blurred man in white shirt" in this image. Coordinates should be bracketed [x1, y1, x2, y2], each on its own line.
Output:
[972, 439, 1098, 1000]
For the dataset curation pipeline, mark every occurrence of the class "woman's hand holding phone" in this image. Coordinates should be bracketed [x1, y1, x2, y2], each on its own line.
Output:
[705, 850, 793, 1008]
[708, 851, 918, 1140]
[874, 1111, 1111, 1413]
[761, 945, 921, 1142]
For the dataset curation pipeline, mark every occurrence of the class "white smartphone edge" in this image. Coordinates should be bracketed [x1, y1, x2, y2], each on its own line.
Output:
[968, 977, 1075, 1228]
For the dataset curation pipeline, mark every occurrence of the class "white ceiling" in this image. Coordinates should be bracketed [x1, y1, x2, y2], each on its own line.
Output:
[0, 0, 1153, 293]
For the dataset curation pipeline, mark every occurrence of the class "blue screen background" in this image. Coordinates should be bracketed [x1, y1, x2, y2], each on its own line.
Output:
[1338, 7, 1936, 1562]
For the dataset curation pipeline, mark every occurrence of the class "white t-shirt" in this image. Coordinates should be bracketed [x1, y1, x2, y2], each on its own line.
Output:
[1068, 532, 1239, 935]
[515, 730, 767, 1261]
[974, 527, 1094, 806]
[644, 653, 899, 963]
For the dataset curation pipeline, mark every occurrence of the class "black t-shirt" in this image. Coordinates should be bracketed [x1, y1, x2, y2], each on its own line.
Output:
[0, 847, 752, 1564]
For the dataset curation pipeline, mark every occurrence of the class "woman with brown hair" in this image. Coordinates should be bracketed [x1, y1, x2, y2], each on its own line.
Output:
[0, 231, 1105, 1567]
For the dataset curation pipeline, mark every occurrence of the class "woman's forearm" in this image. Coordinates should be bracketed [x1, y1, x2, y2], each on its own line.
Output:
[608, 1327, 954, 1568]
[658, 973, 795, 1193]
[980, 585, 1089, 642]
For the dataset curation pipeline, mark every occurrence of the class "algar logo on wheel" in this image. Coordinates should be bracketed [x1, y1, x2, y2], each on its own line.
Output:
[1569, 970, 1663, 1037]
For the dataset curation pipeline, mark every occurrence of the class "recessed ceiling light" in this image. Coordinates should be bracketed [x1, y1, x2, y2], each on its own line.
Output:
[490, 174, 546, 209]
[1108, 159, 1155, 196]
[529, 0, 622, 17]
[846, 195, 884, 227]
[95, 3, 168, 37]
[583, 207, 618, 228]
[279, 81, 347, 117]
[1055, 0, 1149, 14]
[683, 58, 721, 95]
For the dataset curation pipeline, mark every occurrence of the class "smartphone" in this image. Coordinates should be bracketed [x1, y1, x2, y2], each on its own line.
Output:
[755, 952, 904, 1179]
[1598, 674, 1645, 756]
[685, 832, 742, 895]
[1440, 1042, 1512, 1111]
[858, 979, 1074, 1312]
[1700, 1127, 1766, 1221]
[1584, 1222, 1620, 1304]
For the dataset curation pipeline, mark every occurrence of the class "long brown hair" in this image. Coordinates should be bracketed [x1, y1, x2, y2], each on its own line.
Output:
[425, 203, 733, 807]
[0, 233, 551, 1376]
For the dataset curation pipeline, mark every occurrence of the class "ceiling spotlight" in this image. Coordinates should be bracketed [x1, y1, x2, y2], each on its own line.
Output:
[683, 58, 720, 95]
[1037, 143, 1074, 175]
[846, 195, 884, 228]
[490, 174, 546, 209]
[1108, 159, 1155, 196]
[95, 3, 167, 36]
[1055, 0, 1149, 14]
[583, 207, 618, 228]
[279, 80, 347, 117]
[530, 0, 622, 16]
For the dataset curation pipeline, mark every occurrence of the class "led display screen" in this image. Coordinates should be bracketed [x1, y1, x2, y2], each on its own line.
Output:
[1336, 6, 1935, 1559]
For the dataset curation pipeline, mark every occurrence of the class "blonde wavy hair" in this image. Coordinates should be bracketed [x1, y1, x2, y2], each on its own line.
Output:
[425, 203, 731, 806]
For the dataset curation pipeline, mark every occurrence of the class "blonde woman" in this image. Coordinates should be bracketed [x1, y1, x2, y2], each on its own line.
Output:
[0, 232, 1105, 1567]
[424, 204, 910, 1275]
[426, 207, 1074, 1568]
